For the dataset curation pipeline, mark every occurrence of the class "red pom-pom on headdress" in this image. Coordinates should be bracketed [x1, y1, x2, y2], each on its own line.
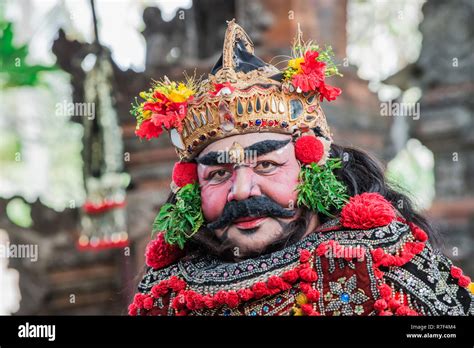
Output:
[340, 192, 396, 229]
[172, 162, 198, 187]
[295, 136, 325, 164]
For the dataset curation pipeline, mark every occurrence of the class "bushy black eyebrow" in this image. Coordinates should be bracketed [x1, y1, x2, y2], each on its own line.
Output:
[196, 139, 291, 165]
[246, 139, 291, 157]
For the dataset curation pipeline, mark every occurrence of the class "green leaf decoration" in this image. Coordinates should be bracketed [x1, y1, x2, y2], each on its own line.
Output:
[152, 182, 204, 249]
[296, 158, 349, 217]
[0, 21, 56, 88]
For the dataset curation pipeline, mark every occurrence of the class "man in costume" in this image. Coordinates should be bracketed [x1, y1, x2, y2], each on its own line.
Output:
[129, 20, 473, 316]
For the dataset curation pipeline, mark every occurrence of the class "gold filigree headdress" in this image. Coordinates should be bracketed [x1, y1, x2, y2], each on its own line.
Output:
[131, 19, 341, 160]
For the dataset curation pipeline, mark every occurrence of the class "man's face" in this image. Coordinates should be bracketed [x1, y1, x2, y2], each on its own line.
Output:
[197, 133, 304, 256]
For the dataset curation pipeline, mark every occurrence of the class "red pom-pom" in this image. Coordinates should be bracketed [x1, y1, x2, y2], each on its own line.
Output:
[340, 193, 396, 229]
[151, 281, 169, 297]
[172, 162, 198, 187]
[214, 290, 228, 305]
[168, 276, 187, 292]
[203, 295, 215, 308]
[267, 276, 291, 290]
[379, 310, 393, 316]
[374, 299, 388, 311]
[388, 299, 401, 311]
[281, 270, 299, 284]
[395, 306, 410, 316]
[371, 248, 385, 263]
[294, 136, 325, 164]
[133, 293, 146, 308]
[412, 225, 428, 242]
[299, 249, 312, 263]
[299, 282, 312, 294]
[226, 291, 240, 308]
[191, 293, 205, 310]
[183, 292, 195, 309]
[145, 233, 183, 270]
[450, 266, 463, 279]
[143, 296, 154, 310]
[299, 268, 318, 282]
[252, 282, 270, 299]
[171, 293, 186, 310]
[128, 303, 138, 316]
[316, 243, 329, 257]
[306, 289, 320, 302]
[406, 242, 425, 255]
[301, 304, 315, 315]
[237, 288, 254, 302]
[378, 284, 392, 300]
[458, 275, 471, 288]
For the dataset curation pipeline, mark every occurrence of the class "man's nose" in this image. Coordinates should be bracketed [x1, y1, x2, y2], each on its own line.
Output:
[227, 166, 261, 202]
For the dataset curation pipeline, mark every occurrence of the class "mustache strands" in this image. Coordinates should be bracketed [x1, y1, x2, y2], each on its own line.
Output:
[207, 196, 295, 230]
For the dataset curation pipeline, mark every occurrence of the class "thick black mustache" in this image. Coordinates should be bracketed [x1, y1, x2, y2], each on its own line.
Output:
[207, 196, 295, 230]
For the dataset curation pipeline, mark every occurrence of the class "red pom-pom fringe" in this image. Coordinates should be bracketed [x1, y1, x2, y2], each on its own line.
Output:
[294, 136, 325, 165]
[172, 162, 198, 187]
[340, 192, 396, 229]
[145, 233, 184, 270]
[450, 265, 471, 288]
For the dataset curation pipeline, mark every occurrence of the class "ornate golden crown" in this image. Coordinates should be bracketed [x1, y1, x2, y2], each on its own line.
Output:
[132, 20, 340, 161]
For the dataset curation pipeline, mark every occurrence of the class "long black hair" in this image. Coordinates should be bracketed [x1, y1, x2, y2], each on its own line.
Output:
[329, 143, 438, 243]
[163, 142, 438, 258]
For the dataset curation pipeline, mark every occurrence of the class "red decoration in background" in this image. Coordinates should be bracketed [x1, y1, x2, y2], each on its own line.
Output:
[294, 136, 325, 164]
[76, 239, 128, 252]
[340, 192, 395, 229]
[78, 199, 128, 251]
[172, 162, 198, 187]
[82, 200, 126, 214]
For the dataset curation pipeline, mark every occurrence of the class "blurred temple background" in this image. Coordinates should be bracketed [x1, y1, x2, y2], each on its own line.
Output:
[0, 0, 472, 314]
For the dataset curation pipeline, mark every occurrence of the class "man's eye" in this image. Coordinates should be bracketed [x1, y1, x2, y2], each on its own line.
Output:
[254, 161, 278, 173]
[209, 169, 231, 182]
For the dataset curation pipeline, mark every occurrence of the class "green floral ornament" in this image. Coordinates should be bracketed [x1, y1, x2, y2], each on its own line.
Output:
[297, 158, 349, 217]
[152, 182, 204, 249]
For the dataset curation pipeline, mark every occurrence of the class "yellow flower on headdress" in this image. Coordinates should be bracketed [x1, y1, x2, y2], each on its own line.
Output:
[167, 83, 195, 103]
[288, 57, 304, 74]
